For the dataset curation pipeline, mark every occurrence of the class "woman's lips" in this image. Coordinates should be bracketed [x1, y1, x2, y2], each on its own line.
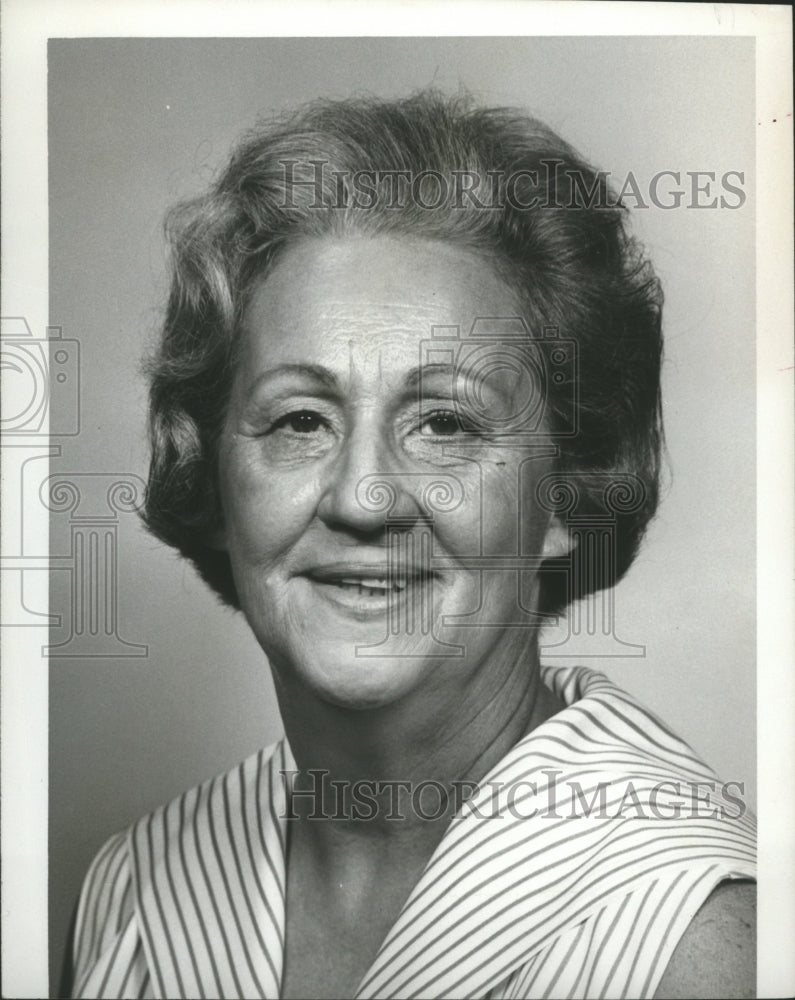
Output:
[300, 564, 433, 615]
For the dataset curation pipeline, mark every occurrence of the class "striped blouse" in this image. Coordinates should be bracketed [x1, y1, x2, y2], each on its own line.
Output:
[71, 664, 756, 999]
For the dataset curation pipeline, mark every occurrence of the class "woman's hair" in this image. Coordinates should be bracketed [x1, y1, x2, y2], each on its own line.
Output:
[142, 90, 664, 617]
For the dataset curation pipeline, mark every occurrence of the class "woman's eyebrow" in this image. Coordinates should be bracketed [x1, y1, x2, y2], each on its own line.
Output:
[404, 363, 457, 389]
[404, 362, 514, 399]
[246, 363, 341, 394]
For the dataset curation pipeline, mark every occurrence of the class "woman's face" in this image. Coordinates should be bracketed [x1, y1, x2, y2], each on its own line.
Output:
[218, 234, 566, 711]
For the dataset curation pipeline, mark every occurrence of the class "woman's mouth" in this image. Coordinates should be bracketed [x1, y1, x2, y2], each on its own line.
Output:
[301, 564, 431, 616]
[332, 576, 407, 597]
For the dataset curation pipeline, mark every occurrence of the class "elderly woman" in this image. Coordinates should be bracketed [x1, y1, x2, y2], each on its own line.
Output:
[68, 93, 755, 999]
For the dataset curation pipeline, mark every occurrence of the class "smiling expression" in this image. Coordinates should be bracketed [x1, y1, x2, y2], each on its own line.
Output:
[218, 234, 566, 711]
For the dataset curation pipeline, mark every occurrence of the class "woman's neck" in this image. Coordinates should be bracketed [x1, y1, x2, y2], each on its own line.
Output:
[273, 638, 564, 845]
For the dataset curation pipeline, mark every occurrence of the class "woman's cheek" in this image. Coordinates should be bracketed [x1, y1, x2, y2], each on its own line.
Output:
[225, 448, 319, 549]
[478, 462, 525, 555]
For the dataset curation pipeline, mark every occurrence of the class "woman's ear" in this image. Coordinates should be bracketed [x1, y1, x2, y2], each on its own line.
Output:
[542, 515, 573, 559]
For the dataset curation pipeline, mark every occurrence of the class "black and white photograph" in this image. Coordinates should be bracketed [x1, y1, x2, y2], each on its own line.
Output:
[1, 3, 793, 998]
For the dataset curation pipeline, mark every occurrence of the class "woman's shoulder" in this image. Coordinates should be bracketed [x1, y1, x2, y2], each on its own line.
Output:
[654, 880, 756, 999]
[130, 739, 286, 842]
[70, 829, 138, 997]
[79, 737, 286, 895]
[540, 663, 748, 791]
[490, 873, 756, 1000]
[70, 739, 287, 997]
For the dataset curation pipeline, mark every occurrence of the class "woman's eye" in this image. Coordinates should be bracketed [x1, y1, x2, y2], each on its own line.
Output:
[422, 410, 465, 436]
[259, 408, 336, 463]
[272, 410, 326, 434]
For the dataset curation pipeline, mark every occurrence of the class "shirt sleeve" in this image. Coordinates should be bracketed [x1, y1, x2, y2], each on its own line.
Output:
[489, 864, 754, 1000]
[71, 830, 153, 999]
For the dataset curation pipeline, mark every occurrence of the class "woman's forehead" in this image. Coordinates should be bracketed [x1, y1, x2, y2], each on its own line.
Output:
[238, 233, 523, 374]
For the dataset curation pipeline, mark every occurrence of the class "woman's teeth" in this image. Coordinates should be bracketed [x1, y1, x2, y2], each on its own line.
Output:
[336, 577, 407, 595]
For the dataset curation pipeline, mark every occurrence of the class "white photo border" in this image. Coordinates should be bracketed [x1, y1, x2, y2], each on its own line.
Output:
[1, 2, 792, 996]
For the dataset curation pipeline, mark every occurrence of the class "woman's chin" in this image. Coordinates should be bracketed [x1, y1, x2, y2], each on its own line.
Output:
[289, 646, 432, 712]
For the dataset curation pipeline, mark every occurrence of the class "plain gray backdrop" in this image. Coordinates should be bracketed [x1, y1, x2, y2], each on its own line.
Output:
[48, 36, 755, 994]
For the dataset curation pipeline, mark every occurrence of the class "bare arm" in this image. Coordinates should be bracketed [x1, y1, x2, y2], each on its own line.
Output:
[654, 880, 756, 999]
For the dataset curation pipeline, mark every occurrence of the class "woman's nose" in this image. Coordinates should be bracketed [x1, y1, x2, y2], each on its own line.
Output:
[316, 424, 421, 532]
